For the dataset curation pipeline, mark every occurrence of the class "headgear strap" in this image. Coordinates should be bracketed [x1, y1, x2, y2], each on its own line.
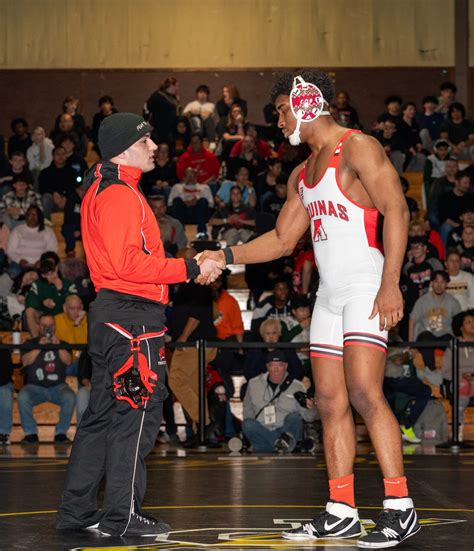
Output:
[289, 75, 330, 146]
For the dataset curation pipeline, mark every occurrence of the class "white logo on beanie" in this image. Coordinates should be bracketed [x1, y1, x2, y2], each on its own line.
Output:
[137, 121, 148, 131]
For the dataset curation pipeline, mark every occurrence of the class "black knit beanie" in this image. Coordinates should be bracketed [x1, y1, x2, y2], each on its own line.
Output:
[98, 113, 152, 160]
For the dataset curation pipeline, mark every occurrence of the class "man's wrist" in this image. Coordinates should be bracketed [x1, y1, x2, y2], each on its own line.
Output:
[184, 258, 201, 279]
[223, 247, 234, 265]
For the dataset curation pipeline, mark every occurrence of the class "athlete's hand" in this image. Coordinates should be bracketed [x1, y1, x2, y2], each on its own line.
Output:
[194, 252, 225, 285]
[369, 283, 403, 331]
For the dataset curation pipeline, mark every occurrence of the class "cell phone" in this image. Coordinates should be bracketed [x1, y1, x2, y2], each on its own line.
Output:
[42, 326, 53, 339]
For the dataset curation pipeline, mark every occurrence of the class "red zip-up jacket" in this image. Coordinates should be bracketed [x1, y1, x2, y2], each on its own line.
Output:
[81, 161, 198, 304]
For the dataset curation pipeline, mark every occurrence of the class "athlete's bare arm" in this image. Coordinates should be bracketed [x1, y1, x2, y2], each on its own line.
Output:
[199, 163, 310, 267]
[344, 133, 410, 330]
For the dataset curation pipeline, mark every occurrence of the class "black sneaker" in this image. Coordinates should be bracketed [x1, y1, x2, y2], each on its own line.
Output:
[274, 432, 296, 454]
[100, 510, 171, 537]
[358, 498, 420, 548]
[54, 434, 71, 443]
[282, 501, 362, 540]
[21, 434, 39, 444]
[0, 434, 11, 445]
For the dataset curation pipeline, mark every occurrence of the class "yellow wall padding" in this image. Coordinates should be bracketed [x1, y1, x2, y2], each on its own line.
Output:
[0, 0, 459, 69]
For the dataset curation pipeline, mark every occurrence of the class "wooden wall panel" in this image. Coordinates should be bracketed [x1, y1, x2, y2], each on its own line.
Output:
[0, 0, 459, 69]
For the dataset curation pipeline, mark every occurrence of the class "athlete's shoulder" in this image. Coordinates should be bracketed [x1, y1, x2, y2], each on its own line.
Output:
[288, 160, 307, 190]
[344, 131, 385, 155]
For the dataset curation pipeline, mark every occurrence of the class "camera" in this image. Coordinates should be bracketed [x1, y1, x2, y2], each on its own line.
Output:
[294, 391, 308, 408]
[42, 326, 54, 340]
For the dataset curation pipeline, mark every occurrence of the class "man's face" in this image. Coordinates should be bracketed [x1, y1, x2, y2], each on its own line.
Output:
[445, 160, 458, 177]
[423, 100, 436, 113]
[184, 168, 197, 184]
[273, 282, 289, 302]
[432, 275, 447, 295]
[408, 223, 424, 237]
[59, 114, 74, 132]
[261, 325, 280, 343]
[335, 92, 347, 108]
[455, 176, 471, 195]
[276, 95, 298, 140]
[190, 135, 202, 153]
[197, 90, 208, 103]
[269, 162, 282, 177]
[53, 147, 67, 166]
[158, 143, 169, 157]
[446, 254, 461, 275]
[387, 101, 401, 115]
[39, 317, 55, 337]
[242, 136, 256, 154]
[25, 208, 39, 227]
[462, 226, 474, 242]
[403, 105, 416, 118]
[151, 199, 166, 219]
[13, 180, 28, 197]
[101, 101, 113, 114]
[60, 138, 75, 154]
[10, 154, 25, 172]
[437, 145, 449, 160]
[451, 107, 463, 122]
[275, 183, 287, 199]
[230, 187, 242, 204]
[267, 361, 288, 385]
[13, 122, 27, 137]
[122, 134, 157, 173]
[292, 306, 310, 322]
[383, 121, 397, 137]
[64, 298, 83, 321]
[410, 242, 426, 260]
[236, 167, 249, 185]
[461, 315, 474, 338]
[441, 89, 455, 102]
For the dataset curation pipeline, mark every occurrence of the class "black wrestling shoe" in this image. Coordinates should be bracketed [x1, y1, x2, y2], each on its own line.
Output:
[358, 498, 420, 548]
[100, 511, 171, 537]
[282, 501, 362, 540]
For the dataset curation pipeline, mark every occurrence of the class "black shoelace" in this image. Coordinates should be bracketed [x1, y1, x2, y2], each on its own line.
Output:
[372, 510, 402, 533]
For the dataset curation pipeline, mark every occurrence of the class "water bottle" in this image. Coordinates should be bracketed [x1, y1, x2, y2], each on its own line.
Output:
[12, 315, 21, 354]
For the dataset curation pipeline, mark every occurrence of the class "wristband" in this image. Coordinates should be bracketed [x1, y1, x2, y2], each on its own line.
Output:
[223, 247, 234, 265]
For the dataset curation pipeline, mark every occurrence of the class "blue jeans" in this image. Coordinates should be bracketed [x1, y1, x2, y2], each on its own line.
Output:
[243, 412, 304, 453]
[17, 383, 76, 436]
[0, 383, 14, 434]
[170, 197, 209, 233]
[440, 222, 455, 249]
[76, 385, 90, 424]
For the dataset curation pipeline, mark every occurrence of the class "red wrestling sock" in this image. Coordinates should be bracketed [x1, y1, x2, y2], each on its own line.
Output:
[383, 476, 408, 498]
[329, 474, 355, 507]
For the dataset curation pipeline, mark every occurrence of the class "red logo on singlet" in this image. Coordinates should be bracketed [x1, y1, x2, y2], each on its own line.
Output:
[313, 219, 328, 242]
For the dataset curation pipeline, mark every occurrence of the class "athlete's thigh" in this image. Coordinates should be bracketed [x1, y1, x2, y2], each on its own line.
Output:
[310, 301, 348, 403]
[342, 295, 388, 389]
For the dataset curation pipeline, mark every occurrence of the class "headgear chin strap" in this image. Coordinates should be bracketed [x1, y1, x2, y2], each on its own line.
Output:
[289, 75, 330, 146]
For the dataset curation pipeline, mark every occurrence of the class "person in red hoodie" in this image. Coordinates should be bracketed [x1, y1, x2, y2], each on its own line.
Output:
[57, 113, 223, 538]
[176, 133, 220, 186]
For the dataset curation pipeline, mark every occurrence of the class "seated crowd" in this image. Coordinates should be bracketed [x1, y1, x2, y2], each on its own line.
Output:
[0, 77, 473, 450]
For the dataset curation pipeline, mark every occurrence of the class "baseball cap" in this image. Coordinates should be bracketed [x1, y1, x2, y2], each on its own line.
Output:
[266, 350, 288, 364]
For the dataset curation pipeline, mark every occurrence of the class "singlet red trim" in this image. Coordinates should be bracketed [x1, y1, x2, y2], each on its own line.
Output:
[300, 129, 357, 190]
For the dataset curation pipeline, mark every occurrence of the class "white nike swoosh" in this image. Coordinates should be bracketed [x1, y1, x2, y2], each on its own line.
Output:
[324, 518, 344, 531]
[399, 509, 414, 530]
[336, 482, 350, 489]
[385, 480, 400, 484]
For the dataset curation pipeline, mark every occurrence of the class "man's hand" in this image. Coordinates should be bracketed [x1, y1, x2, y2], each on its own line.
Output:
[43, 298, 56, 309]
[195, 256, 224, 285]
[369, 282, 403, 331]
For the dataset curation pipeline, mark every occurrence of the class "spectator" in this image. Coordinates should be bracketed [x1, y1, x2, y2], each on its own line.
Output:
[445, 251, 474, 311]
[452, 224, 474, 273]
[281, 294, 311, 372]
[148, 195, 187, 255]
[403, 236, 443, 306]
[0, 151, 33, 195]
[183, 84, 216, 142]
[251, 279, 292, 338]
[215, 84, 248, 122]
[378, 95, 403, 126]
[17, 314, 75, 443]
[228, 133, 267, 183]
[168, 116, 192, 160]
[141, 143, 177, 198]
[38, 146, 79, 218]
[243, 350, 317, 453]
[145, 76, 180, 143]
[409, 270, 461, 384]
[442, 309, 474, 440]
[59, 134, 88, 182]
[215, 166, 257, 209]
[334, 90, 360, 129]
[257, 159, 283, 204]
[440, 102, 474, 160]
[383, 341, 431, 444]
[59, 257, 95, 311]
[25, 258, 77, 337]
[8, 118, 32, 157]
[436, 81, 457, 117]
[51, 113, 87, 157]
[0, 349, 14, 445]
[416, 96, 444, 149]
[427, 157, 458, 229]
[61, 184, 86, 256]
[398, 102, 424, 170]
[209, 186, 256, 246]
[262, 178, 288, 217]
[6, 206, 57, 277]
[53, 95, 86, 138]
[217, 103, 248, 160]
[399, 177, 419, 220]
[0, 177, 43, 229]
[447, 208, 474, 250]
[243, 318, 304, 383]
[91, 95, 118, 145]
[6, 269, 38, 323]
[438, 171, 474, 248]
[176, 134, 220, 186]
[230, 125, 273, 163]
[408, 217, 444, 260]
[54, 294, 87, 373]
[26, 127, 54, 177]
[168, 167, 214, 240]
[372, 116, 405, 174]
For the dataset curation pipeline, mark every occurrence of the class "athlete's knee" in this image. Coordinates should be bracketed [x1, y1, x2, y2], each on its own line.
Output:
[348, 386, 385, 417]
[314, 387, 350, 419]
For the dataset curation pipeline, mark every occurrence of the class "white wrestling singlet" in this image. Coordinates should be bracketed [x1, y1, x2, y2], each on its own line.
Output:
[298, 129, 388, 360]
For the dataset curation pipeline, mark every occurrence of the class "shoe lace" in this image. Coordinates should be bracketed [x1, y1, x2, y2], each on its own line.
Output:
[132, 511, 155, 525]
[302, 511, 332, 533]
[373, 510, 401, 533]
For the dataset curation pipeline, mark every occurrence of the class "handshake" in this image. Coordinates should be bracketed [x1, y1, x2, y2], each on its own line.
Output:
[194, 249, 227, 285]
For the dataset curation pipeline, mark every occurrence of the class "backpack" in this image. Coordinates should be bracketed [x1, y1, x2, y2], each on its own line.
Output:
[413, 399, 449, 443]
